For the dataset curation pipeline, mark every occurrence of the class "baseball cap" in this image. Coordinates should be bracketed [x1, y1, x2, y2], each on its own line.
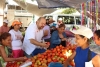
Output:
[70, 26, 93, 39]
[12, 20, 22, 26]
[3, 19, 9, 23]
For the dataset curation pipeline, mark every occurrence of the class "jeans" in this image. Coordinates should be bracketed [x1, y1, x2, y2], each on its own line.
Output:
[25, 48, 46, 58]
[31, 48, 46, 56]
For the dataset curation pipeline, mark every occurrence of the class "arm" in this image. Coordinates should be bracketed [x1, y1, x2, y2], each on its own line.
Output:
[64, 51, 76, 67]
[43, 26, 49, 37]
[59, 32, 67, 41]
[63, 32, 67, 38]
[0, 27, 2, 36]
[0, 33, 1, 36]
[0, 46, 26, 62]
[30, 39, 49, 48]
[30, 39, 42, 46]
[43, 30, 49, 37]
[92, 55, 100, 67]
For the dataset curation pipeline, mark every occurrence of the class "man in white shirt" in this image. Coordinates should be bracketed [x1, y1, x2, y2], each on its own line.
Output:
[23, 17, 49, 58]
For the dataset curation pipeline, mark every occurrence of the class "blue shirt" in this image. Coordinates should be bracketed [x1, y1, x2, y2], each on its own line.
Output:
[50, 31, 67, 48]
[49, 23, 56, 28]
[74, 47, 97, 67]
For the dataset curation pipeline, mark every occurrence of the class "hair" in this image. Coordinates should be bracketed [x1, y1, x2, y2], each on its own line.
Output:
[58, 24, 65, 28]
[94, 30, 100, 39]
[0, 32, 11, 44]
[79, 35, 91, 44]
[46, 19, 49, 25]
[9, 26, 14, 31]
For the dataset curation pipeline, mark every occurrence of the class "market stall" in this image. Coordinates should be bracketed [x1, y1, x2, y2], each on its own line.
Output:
[5, 44, 77, 67]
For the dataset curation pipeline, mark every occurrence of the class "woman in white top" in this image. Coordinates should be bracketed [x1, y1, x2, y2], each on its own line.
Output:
[9, 20, 24, 58]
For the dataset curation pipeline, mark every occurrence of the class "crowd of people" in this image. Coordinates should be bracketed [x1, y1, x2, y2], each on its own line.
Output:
[0, 17, 100, 67]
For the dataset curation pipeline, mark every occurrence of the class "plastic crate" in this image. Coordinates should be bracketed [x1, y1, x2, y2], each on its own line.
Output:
[48, 62, 63, 67]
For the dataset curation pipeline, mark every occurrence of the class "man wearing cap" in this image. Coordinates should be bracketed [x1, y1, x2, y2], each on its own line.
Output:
[48, 18, 56, 27]
[48, 18, 57, 34]
[23, 17, 49, 58]
[0, 19, 9, 35]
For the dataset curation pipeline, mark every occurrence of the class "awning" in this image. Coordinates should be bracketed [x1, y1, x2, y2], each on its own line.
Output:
[14, 0, 56, 16]
[36, 0, 89, 9]
[36, 0, 71, 8]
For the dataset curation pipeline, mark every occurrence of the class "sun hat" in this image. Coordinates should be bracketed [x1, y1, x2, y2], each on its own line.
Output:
[12, 20, 22, 26]
[70, 25, 93, 39]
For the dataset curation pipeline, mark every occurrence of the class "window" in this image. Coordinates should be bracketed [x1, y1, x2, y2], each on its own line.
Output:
[58, 16, 74, 24]
[75, 16, 87, 25]
[44, 16, 53, 19]
[75, 17, 81, 25]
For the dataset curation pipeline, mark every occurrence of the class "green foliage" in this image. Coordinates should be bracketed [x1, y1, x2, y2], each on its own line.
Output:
[22, 0, 34, 2]
[61, 8, 77, 14]
[31, 0, 34, 1]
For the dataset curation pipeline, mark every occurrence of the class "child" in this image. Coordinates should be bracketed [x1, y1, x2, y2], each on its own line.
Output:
[64, 26, 100, 67]
[0, 32, 27, 67]
[9, 20, 24, 58]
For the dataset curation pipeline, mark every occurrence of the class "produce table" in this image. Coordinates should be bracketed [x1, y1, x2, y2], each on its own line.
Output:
[5, 44, 76, 67]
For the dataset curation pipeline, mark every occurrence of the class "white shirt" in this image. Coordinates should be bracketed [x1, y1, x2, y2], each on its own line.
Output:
[9, 29, 23, 50]
[23, 23, 44, 55]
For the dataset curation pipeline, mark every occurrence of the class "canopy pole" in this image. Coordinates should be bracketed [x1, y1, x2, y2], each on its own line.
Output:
[0, 2, 4, 26]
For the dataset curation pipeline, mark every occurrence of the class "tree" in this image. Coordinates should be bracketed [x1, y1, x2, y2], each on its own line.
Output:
[61, 8, 77, 14]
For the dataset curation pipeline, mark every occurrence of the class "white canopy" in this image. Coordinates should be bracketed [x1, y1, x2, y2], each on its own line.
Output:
[14, 0, 56, 16]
